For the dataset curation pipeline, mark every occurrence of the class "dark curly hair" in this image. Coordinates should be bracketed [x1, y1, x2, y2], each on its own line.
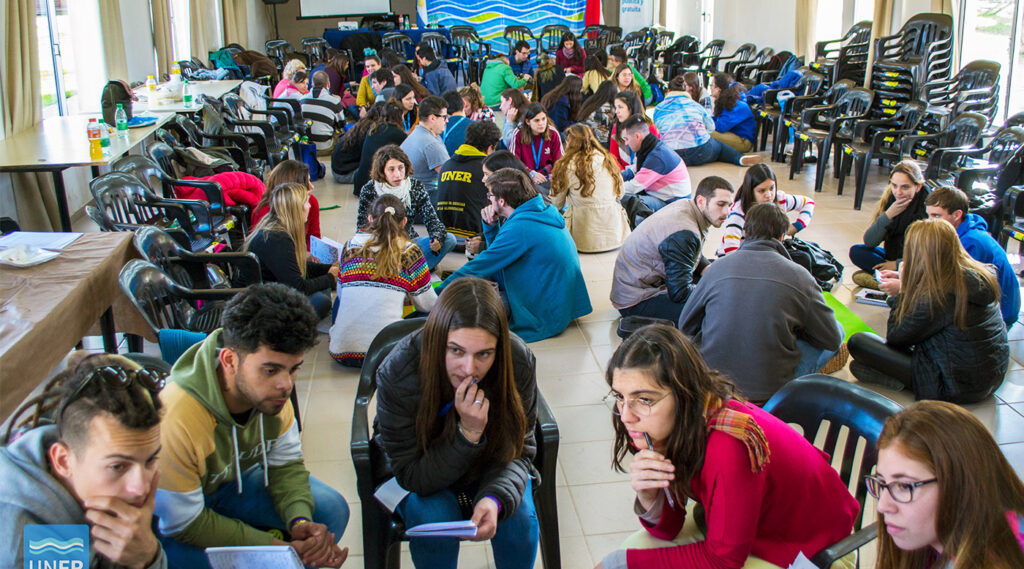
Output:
[221, 283, 320, 355]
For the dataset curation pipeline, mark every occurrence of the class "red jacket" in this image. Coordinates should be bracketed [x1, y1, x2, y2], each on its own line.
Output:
[508, 128, 563, 176]
[173, 171, 265, 207]
[555, 47, 586, 75]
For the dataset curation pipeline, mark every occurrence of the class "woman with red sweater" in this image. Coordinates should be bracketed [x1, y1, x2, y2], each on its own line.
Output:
[251, 160, 321, 249]
[508, 103, 563, 192]
[555, 32, 586, 75]
[597, 324, 858, 569]
[609, 90, 659, 170]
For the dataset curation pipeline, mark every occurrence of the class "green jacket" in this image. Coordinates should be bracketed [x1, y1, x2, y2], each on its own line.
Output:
[481, 59, 529, 106]
[630, 63, 653, 103]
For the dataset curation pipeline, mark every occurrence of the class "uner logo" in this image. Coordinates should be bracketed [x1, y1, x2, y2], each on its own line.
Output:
[24, 525, 89, 569]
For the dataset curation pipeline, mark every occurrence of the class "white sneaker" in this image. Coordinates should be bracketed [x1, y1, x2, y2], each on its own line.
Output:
[740, 154, 764, 166]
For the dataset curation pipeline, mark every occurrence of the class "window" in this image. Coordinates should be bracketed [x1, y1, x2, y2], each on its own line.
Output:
[170, 0, 191, 61]
[36, 0, 105, 118]
[958, 0, 1024, 121]
[815, 0, 844, 47]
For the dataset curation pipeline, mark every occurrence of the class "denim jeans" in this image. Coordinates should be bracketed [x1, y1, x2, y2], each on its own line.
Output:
[793, 321, 844, 378]
[309, 290, 333, 321]
[158, 467, 350, 569]
[849, 244, 887, 272]
[675, 138, 744, 166]
[414, 232, 458, 271]
[637, 193, 684, 214]
[395, 479, 539, 569]
[618, 293, 687, 324]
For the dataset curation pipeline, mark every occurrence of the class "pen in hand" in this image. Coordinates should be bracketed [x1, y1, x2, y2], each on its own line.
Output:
[644, 432, 676, 508]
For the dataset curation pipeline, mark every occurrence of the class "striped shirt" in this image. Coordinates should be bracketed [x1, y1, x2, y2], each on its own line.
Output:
[717, 190, 815, 255]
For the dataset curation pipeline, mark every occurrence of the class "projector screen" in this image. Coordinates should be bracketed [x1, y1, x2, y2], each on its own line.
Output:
[299, 0, 391, 18]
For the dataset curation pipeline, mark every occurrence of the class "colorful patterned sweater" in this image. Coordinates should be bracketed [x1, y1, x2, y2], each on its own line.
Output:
[328, 233, 437, 366]
[718, 190, 815, 256]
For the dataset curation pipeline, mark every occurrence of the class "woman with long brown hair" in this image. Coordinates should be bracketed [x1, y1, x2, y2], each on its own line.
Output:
[539, 74, 583, 131]
[709, 72, 756, 152]
[508, 103, 563, 189]
[597, 323, 857, 569]
[612, 63, 643, 98]
[243, 182, 337, 319]
[353, 101, 407, 195]
[373, 277, 539, 569]
[576, 80, 618, 145]
[582, 53, 612, 96]
[609, 90, 659, 170]
[847, 218, 1008, 402]
[329, 194, 435, 367]
[391, 64, 431, 101]
[252, 159, 322, 246]
[391, 83, 421, 133]
[871, 400, 1024, 569]
[459, 84, 494, 122]
[550, 124, 629, 252]
[498, 87, 530, 148]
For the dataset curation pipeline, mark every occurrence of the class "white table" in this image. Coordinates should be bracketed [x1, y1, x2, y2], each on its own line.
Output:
[133, 79, 242, 114]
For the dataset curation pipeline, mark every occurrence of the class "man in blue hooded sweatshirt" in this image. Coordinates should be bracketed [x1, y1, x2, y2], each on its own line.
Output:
[925, 186, 1020, 329]
[437, 167, 592, 342]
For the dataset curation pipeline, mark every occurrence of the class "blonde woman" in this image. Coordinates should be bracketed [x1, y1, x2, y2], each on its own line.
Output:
[274, 59, 307, 98]
[243, 182, 338, 319]
[848, 218, 1009, 403]
[550, 124, 630, 252]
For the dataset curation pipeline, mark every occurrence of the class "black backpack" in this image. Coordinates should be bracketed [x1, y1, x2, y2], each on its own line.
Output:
[100, 80, 135, 127]
[783, 237, 843, 291]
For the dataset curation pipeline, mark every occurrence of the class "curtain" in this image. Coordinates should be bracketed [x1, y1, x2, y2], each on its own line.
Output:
[863, 0, 895, 87]
[98, 0, 129, 79]
[931, 0, 953, 15]
[1, 0, 58, 230]
[794, 0, 817, 59]
[222, 0, 248, 49]
[190, 0, 211, 63]
[151, 0, 173, 76]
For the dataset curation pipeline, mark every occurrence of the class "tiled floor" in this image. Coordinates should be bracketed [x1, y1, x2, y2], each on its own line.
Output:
[78, 131, 1024, 568]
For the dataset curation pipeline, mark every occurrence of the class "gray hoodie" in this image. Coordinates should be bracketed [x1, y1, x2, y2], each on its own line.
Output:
[0, 425, 167, 568]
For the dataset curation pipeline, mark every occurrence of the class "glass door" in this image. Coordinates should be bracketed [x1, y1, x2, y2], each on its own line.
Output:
[959, 0, 1019, 122]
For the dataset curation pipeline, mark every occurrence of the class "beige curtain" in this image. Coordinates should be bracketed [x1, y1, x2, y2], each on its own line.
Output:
[99, 0, 129, 79]
[222, 0, 249, 49]
[794, 0, 818, 59]
[190, 0, 210, 63]
[931, 0, 954, 15]
[151, 0, 173, 76]
[863, 0, 896, 87]
[1, 0, 58, 230]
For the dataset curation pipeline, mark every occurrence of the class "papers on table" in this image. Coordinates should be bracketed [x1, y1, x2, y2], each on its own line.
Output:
[406, 520, 478, 539]
[0, 231, 82, 251]
[205, 545, 303, 569]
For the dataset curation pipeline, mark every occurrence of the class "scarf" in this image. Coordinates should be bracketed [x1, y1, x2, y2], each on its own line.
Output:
[706, 405, 770, 473]
[373, 178, 412, 208]
[634, 130, 659, 171]
[883, 187, 929, 261]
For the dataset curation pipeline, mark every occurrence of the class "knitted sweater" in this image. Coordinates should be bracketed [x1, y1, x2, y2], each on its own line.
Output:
[718, 190, 815, 255]
[356, 178, 448, 244]
[621, 135, 692, 201]
[555, 47, 586, 75]
[329, 233, 436, 366]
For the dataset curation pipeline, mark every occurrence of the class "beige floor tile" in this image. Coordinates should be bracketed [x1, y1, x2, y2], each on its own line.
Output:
[584, 531, 638, 564]
[306, 459, 360, 506]
[551, 404, 616, 444]
[578, 319, 622, 348]
[536, 372, 608, 408]
[556, 485, 584, 537]
[996, 368, 1024, 403]
[569, 482, 643, 535]
[559, 441, 628, 486]
[399, 542, 490, 569]
[554, 536, 595, 569]
[529, 323, 589, 351]
[533, 346, 603, 377]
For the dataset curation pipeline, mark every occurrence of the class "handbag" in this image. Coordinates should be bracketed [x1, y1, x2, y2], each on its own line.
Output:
[783, 237, 843, 291]
[100, 80, 136, 127]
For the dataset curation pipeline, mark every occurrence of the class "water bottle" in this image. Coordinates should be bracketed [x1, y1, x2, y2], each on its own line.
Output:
[99, 120, 111, 155]
[87, 119, 102, 159]
[146, 75, 157, 92]
[398, 14, 404, 29]
[182, 79, 194, 109]
[115, 104, 129, 141]
[169, 62, 182, 84]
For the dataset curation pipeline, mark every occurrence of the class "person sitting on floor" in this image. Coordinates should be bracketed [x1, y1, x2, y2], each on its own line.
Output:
[717, 163, 814, 256]
[441, 90, 472, 157]
[301, 71, 344, 153]
[597, 324, 858, 569]
[436, 120, 503, 242]
[849, 160, 929, 289]
[333, 103, 384, 185]
[679, 203, 843, 403]
[416, 43, 457, 97]
[508, 103, 563, 192]
[848, 218, 1009, 403]
[357, 144, 456, 271]
[540, 75, 584, 132]
[155, 284, 350, 569]
[576, 80, 618, 146]
[370, 68, 396, 104]
[356, 54, 381, 114]
[498, 88, 531, 148]
[871, 400, 1024, 569]
[709, 73, 756, 153]
[555, 31, 586, 75]
[611, 176, 734, 322]
[480, 54, 530, 108]
[607, 46, 652, 104]
[400, 95, 451, 195]
[609, 90, 659, 170]
[582, 54, 611, 96]
[924, 186, 1020, 330]
[460, 84, 495, 122]
[619, 114, 693, 212]
[438, 168, 591, 342]
[550, 124, 631, 253]
[509, 40, 534, 76]
[353, 101, 407, 198]
[0, 353, 168, 569]
[330, 194, 437, 367]
[273, 59, 306, 98]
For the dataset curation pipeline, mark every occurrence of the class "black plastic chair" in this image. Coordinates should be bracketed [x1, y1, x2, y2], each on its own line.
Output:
[382, 32, 416, 66]
[167, 114, 264, 178]
[900, 111, 988, 175]
[763, 374, 903, 568]
[351, 319, 561, 569]
[503, 25, 537, 57]
[812, 21, 872, 86]
[790, 85, 875, 193]
[755, 70, 824, 161]
[716, 43, 756, 75]
[0, 217, 19, 235]
[133, 225, 259, 290]
[301, 37, 329, 67]
[450, 27, 490, 85]
[265, 39, 295, 71]
[85, 204, 193, 251]
[923, 59, 1001, 126]
[219, 94, 293, 167]
[537, 24, 569, 55]
[118, 259, 242, 336]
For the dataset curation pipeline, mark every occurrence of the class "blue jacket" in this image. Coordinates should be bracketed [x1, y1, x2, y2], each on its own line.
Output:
[714, 99, 756, 143]
[510, 57, 533, 76]
[422, 60, 457, 97]
[437, 194, 592, 341]
[958, 213, 1020, 328]
[547, 95, 575, 132]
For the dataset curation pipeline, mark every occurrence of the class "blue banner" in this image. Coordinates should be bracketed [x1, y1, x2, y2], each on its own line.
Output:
[428, 0, 587, 55]
[24, 525, 89, 569]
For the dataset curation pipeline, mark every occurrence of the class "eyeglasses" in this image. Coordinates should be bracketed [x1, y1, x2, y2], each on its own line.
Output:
[434, 114, 449, 121]
[864, 475, 938, 504]
[57, 365, 166, 431]
[603, 391, 670, 417]
[486, 192, 494, 198]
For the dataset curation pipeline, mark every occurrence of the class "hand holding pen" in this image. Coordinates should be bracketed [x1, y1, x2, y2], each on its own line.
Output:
[455, 377, 489, 443]
[629, 433, 676, 512]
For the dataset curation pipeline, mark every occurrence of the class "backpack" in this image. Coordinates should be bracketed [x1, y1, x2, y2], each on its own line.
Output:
[101, 80, 134, 127]
[783, 237, 843, 291]
[299, 142, 326, 181]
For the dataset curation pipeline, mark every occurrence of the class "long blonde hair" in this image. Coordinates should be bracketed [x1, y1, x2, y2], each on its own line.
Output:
[896, 219, 999, 329]
[550, 124, 623, 199]
[245, 182, 310, 276]
[347, 194, 416, 278]
[872, 160, 925, 221]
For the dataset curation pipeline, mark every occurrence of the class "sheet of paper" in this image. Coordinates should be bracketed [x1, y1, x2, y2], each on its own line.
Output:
[374, 476, 411, 513]
[0, 232, 82, 251]
[205, 545, 303, 569]
[787, 552, 818, 569]
[310, 235, 341, 264]
[406, 520, 478, 538]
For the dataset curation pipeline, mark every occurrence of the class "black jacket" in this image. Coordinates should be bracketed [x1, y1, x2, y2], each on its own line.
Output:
[373, 329, 538, 521]
[435, 147, 488, 238]
[243, 229, 334, 295]
[887, 268, 1009, 401]
[354, 124, 407, 194]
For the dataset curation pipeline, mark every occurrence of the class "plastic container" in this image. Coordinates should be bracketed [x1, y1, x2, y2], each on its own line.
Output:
[99, 120, 111, 154]
[87, 119, 102, 159]
[146, 75, 157, 91]
[115, 104, 129, 141]
[182, 79, 194, 109]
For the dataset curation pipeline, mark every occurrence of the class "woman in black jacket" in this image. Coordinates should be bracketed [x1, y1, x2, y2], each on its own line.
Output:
[333, 102, 384, 187]
[373, 277, 540, 569]
[848, 218, 1009, 403]
[353, 101, 406, 196]
[243, 182, 338, 319]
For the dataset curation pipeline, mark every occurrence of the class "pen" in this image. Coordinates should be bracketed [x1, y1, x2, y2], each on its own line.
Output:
[643, 433, 676, 508]
[438, 378, 477, 416]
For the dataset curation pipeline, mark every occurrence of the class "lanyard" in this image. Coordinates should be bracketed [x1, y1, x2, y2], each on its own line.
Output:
[442, 116, 465, 143]
[629, 148, 635, 164]
[531, 138, 544, 170]
[403, 112, 412, 131]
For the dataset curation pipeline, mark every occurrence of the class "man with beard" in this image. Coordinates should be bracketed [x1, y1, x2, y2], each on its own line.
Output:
[154, 283, 350, 569]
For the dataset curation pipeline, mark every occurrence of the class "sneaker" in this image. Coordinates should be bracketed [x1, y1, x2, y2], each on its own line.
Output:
[816, 342, 850, 374]
[740, 154, 763, 166]
[852, 270, 881, 290]
[849, 360, 906, 391]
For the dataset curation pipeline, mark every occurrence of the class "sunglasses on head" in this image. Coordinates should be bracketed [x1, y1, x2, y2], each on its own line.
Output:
[57, 364, 166, 433]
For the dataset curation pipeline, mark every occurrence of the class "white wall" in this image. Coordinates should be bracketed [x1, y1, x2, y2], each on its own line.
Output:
[665, 0, 702, 39]
[120, 0, 158, 83]
[712, 0, 797, 55]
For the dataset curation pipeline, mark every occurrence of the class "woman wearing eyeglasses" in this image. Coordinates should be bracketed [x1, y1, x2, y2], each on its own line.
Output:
[870, 400, 1024, 569]
[373, 277, 539, 569]
[597, 324, 858, 569]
